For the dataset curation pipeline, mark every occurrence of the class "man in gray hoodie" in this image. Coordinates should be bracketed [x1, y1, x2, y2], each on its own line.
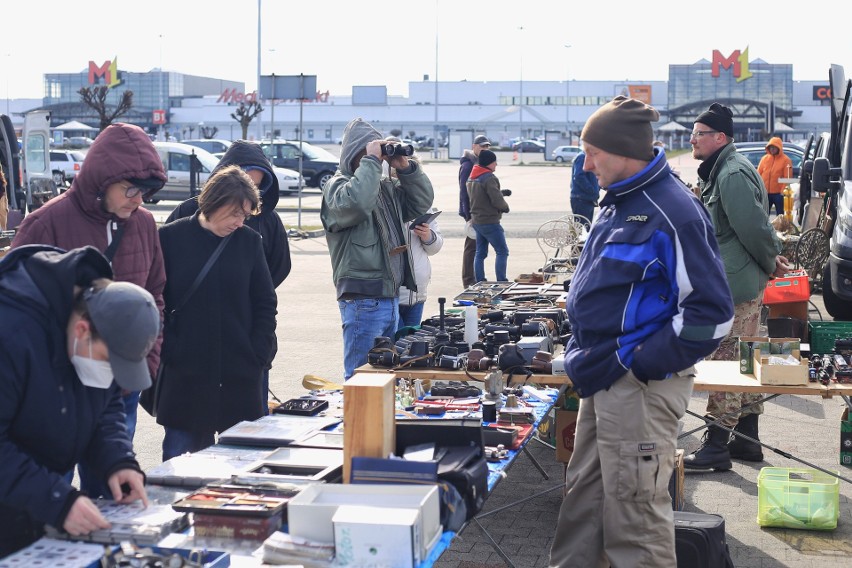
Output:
[321, 118, 434, 380]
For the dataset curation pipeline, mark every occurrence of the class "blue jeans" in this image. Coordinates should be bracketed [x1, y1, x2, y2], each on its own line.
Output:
[473, 223, 509, 282]
[76, 390, 139, 498]
[768, 193, 784, 216]
[398, 302, 425, 331]
[162, 427, 216, 462]
[338, 297, 399, 380]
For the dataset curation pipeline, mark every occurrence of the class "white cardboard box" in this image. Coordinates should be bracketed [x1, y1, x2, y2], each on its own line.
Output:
[333, 505, 421, 567]
[286, 483, 441, 560]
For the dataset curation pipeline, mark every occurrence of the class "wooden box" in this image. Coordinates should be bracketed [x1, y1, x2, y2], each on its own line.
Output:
[342, 373, 395, 483]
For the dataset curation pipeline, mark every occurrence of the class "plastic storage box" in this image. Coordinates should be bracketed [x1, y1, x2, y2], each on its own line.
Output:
[808, 321, 852, 355]
[757, 467, 839, 530]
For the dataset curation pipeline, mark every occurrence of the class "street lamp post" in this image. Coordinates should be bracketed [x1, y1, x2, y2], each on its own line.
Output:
[158, 34, 164, 141]
[518, 26, 524, 164]
[564, 44, 571, 141]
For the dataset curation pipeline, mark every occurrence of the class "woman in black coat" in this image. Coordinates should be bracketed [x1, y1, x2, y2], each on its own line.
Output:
[157, 166, 278, 460]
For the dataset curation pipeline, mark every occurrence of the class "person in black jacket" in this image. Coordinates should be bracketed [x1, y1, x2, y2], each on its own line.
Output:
[158, 166, 277, 460]
[0, 245, 159, 557]
[166, 140, 290, 409]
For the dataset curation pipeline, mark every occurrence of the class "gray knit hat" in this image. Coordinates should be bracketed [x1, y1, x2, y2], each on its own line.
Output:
[581, 96, 659, 161]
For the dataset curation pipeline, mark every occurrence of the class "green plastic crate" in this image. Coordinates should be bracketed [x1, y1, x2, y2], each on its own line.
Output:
[808, 321, 852, 354]
[757, 467, 839, 530]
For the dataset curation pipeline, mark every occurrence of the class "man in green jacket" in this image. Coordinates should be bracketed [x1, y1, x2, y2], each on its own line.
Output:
[321, 118, 434, 380]
[685, 103, 790, 471]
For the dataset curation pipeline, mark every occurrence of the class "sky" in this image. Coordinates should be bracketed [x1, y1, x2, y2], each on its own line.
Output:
[5, 0, 852, 101]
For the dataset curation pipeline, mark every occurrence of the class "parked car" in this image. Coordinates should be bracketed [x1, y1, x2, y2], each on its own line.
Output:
[149, 142, 303, 202]
[808, 64, 852, 320]
[551, 145, 582, 163]
[512, 140, 545, 153]
[49, 149, 85, 185]
[735, 141, 805, 178]
[67, 136, 94, 148]
[259, 140, 339, 188]
[182, 139, 232, 155]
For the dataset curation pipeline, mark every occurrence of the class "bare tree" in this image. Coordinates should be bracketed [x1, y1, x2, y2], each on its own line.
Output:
[78, 86, 134, 132]
[200, 125, 219, 139]
[231, 100, 264, 139]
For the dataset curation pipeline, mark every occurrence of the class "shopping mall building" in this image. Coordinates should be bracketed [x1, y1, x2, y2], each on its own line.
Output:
[8, 49, 835, 151]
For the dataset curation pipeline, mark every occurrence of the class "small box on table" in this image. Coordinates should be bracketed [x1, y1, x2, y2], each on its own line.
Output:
[333, 505, 421, 567]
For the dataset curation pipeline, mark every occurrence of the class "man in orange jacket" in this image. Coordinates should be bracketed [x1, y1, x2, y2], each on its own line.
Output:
[757, 137, 793, 216]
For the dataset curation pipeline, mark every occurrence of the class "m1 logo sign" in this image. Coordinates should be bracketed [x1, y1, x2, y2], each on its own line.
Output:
[711, 47, 753, 83]
[152, 110, 166, 125]
[88, 57, 123, 88]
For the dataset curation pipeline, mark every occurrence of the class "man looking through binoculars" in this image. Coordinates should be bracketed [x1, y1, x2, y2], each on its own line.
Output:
[320, 118, 435, 380]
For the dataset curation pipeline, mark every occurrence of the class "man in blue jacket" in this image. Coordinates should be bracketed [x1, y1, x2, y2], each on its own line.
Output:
[0, 245, 159, 557]
[549, 96, 734, 567]
[569, 150, 599, 228]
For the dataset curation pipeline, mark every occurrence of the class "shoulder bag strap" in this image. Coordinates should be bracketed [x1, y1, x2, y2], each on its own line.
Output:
[103, 222, 125, 262]
[170, 233, 233, 317]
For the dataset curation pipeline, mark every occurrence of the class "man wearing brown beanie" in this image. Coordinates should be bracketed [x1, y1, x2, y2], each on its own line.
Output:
[549, 96, 734, 568]
[684, 102, 790, 472]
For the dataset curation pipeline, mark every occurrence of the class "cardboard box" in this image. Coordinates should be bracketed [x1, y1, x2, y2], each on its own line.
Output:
[286, 483, 440, 561]
[669, 449, 685, 511]
[753, 342, 808, 386]
[842, 408, 852, 468]
[555, 409, 579, 463]
[333, 505, 421, 567]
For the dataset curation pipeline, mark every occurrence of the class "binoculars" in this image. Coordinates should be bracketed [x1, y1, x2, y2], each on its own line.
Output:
[381, 143, 415, 157]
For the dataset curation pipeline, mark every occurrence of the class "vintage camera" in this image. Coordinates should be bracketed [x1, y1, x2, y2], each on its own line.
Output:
[381, 143, 415, 157]
[367, 336, 399, 367]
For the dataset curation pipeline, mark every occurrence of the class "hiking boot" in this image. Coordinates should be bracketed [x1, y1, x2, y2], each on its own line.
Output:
[727, 413, 764, 462]
[684, 416, 732, 471]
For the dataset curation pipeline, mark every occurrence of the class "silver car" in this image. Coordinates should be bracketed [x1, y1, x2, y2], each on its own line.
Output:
[148, 142, 303, 202]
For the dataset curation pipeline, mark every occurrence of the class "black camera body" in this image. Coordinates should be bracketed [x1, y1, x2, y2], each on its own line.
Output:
[381, 143, 415, 157]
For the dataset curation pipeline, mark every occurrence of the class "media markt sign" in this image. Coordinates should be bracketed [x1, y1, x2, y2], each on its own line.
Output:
[711, 47, 753, 83]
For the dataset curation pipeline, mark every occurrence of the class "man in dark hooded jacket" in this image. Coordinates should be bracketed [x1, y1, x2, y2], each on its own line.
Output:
[166, 140, 291, 408]
[0, 245, 158, 557]
[321, 118, 434, 380]
[165, 140, 292, 286]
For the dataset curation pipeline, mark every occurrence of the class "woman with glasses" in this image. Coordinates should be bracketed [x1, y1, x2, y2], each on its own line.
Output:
[156, 166, 278, 460]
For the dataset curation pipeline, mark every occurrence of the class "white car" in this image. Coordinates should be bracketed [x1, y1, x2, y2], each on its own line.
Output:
[551, 145, 582, 163]
[49, 150, 86, 185]
[149, 142, 304, 202]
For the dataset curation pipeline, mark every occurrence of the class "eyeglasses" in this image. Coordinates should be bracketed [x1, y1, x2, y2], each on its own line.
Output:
[690, 130, 718, 139]
[118, 183, 144, 199]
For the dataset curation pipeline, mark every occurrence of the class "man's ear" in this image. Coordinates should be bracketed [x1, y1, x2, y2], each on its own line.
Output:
[71, 316, 91, 341]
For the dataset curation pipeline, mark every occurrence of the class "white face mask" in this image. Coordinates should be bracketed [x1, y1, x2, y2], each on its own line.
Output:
[71, 337, 114, 389]
[381, 161, 391, 178]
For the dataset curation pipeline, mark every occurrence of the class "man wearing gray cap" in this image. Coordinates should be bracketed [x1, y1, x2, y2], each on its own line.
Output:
[458, 135, 491, 287]
[549, 96, 734, 567]
[0, 245, 160, 557]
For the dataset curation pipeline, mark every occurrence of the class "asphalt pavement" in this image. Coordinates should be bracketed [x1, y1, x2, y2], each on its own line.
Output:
[136, 150, 851, 567]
